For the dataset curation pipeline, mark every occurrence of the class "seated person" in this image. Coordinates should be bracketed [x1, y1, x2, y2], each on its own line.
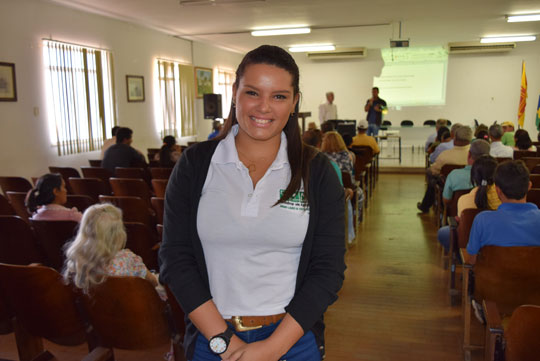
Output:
[428, 126, 451, 163]
[501, 121, 515, 147]
[465, 160, 540, 264]
[102, 127, 147, 174]
[26, 173, 82, 222]
[351, 119, 380, 154]
[322, 131, 355, 183]
[513, 129, 537, 151]
[488, 124, 513, 159]
[154, 135, 182, 167]
[342, 133, 356, 167]
[437, 155, 500, 252]
[63, 203, 163, 297]
[100, 126, 120, 159]
[320, 121, 335, 134]
[207, 121, 222, 140]
[425, 118, 448, 152]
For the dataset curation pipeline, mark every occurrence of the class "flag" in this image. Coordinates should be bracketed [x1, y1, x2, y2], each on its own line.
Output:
[536, 95, 540, 131]
[517, 61, 527, 128]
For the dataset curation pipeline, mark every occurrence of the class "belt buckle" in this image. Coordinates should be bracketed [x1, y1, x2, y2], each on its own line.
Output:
[231, 316, 263, 332]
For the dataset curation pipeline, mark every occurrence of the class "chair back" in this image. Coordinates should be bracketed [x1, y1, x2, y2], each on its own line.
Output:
[401, 120, 414, 127]
[532, 165, 540, 175]
[88, 159, 102, 167]
[530, 175, 540, 189]
[526, 188, 540, 208]
[423, 120, 436, 127]
[152, 179, 168, 198]
[0, 194, 15, 216]
[48, 167, 81, 194]
[440, 164, 464, 179]
[65, 194, 95, 212]
[0, 264, 86, 346]
[0, 296, 12, 335]
[513, 150, 537, 160]
[474, 246, 540, 315]
[69, 177, 111, 202]
[151, 197, 165, 225]
[164, 285, 186, 337]
[30, 220, 79, 271]
[0, 216, 44, 265]
[341, 171, 354, 189]
[505, 305, 540, 361]
[495, 157, 512, 163]
[6, 191, 30, 222]
[382, 120, 392, 127]
[150, 167, 173, 180]
[456, 208, 484, 249]
[0, 176, 32, 195]
[446, 189, 471, 218]
[124, 222, 159, 271]
[115, 167, 146, 179]
[522, 157, 540, 172]
[79, 276, 171, 349]
[351, 146, 373, 181]
[99, 196, 156, 229]
[110, 178, 152, 208]
[81, 167, 113, 187]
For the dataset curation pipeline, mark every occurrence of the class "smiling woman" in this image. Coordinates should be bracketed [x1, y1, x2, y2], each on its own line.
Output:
[159, 45, 346, 361]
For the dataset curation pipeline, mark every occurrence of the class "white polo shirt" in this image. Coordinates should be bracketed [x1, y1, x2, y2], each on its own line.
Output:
[197, 125, 310, 318]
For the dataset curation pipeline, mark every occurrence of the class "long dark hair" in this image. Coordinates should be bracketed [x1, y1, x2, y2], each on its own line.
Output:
[216, 45, 317, 205]
[471, 155, 498, 209]
[514, 129, 533, 150]
[158, 135, 176, 167]
[25, 173, 63, 213]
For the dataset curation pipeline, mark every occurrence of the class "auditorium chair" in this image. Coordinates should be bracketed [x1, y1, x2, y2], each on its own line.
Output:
[513, 150, 536, 160]
[381, 120, 392, 127]
[532, 165, 540, 175]
[30, 219, 79, 271]
[124, 222, 160, 271]
[484, 303, 540, 361]
[434, 164, 465, 227]
[521, 157, 540, 172]
[400, 120, 414, 127]
[351, 146, 374, 208]
[151, 197, 165, 225]
[81, 166, 113, 188]
[0, 264, 110, 361]
[77, 276, 185, 361]
[109, 178, 153, 208]
[441, 188, 471, 227]
[99, 195, 156, 230]
[48, 166, 81, 194]
[0, 216, 45, 265]
[0, 297, 12, 335]
[423, 120, 436, 127]
[461, 246, 540, 359]
[342, 171, 360, 229]
[530, 174, 540, 189]
[88, 159, 102, 167]
[5, 191, 31, 222]
[66, 194, 95, 212]
[0, 176, 32, 195]
[115, 167, 146, 179]
[150, 167, 173, 180]
[152, 179, 168, 198]
[0, 194, 15, 216]
[527, 188, 540, 208]
[69, 177, 111, 203]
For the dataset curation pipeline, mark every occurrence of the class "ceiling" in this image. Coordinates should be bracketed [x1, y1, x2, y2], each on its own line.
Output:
[48, 0, 540, 53]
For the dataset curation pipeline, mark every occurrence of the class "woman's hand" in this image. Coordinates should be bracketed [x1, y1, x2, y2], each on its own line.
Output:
[223, 339, 281, 361]
[220, 335, 247, 360]
[345, 187, 354, 201]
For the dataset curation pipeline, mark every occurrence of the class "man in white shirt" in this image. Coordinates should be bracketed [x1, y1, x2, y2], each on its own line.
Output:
[489, 124, 514, 159]
[425, 118, 448, 152]
[319, 91, 337, 123]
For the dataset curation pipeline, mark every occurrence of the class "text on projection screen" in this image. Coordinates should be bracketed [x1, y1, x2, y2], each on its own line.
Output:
[373, 46, 449, 107]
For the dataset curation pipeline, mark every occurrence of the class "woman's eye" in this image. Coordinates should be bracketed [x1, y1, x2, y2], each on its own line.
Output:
[246, 90, 257, 96]
[274, 94, 287, 100]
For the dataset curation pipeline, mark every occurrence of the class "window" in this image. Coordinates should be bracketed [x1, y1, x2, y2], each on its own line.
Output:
[215, 68, 235, 119]
[156, 60, 196, 138]
[43, 40, 116, 156]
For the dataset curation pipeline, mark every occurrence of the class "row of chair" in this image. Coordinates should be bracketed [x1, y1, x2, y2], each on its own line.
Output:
[381, 120, 453, 127]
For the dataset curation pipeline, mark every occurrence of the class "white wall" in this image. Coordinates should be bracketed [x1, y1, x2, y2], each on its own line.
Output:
[0, 0, 242, 179]
[296, 42, 540, 137]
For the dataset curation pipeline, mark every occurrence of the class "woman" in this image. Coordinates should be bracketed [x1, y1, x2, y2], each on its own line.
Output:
[513, 129, 537, 151]
[159, 45, 345, 361]
[26, 173, 82, 222]
[437, 155, 501, 251]
[154, 135, 182, 167]
[321, 131, 354, 182]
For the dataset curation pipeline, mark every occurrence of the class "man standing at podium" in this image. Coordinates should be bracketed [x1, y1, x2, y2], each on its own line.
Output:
[364, 87, 387, 136]
[319, 91, 338, 123]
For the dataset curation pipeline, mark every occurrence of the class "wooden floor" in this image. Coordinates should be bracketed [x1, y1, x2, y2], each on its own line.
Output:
[1, 174, 471, 361]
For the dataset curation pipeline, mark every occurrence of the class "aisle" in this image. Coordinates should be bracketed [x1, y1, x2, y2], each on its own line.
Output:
[324, 173, 463, 361]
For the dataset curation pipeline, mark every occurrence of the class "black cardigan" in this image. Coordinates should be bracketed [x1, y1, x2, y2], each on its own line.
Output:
[159, 140, 346, 359]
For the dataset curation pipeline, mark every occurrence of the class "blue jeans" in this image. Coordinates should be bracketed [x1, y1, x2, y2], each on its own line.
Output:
[438, 226, 450, 253]
[190, 321, 321, 361]
[367, 123, 379, 136]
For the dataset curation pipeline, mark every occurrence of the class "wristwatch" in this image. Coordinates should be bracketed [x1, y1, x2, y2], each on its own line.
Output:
[208, 327, 234, 355]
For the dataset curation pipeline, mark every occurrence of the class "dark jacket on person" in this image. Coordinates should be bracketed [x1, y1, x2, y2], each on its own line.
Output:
[159, 139, 346, 359]
[101, 143, 146, 174]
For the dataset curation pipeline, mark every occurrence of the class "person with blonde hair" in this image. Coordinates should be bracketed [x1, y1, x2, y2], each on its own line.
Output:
[63, 203, 159, 295]
[321, 131, 354, 181]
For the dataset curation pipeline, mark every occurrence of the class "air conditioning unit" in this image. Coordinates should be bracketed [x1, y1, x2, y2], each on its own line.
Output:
[180, 0, 265, 5]
[307, 47, 367, 60]
[448, 42, 516, 54]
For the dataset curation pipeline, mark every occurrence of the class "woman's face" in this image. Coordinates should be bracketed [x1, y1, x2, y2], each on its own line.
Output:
[53, 179, 68, 205]
[233, 63, 299, 144]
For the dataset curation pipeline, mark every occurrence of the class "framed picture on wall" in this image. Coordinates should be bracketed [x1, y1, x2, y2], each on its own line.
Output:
[0, 62, 17, 101]
[195, 67, 213, 98]
[126, 75, 145, 102]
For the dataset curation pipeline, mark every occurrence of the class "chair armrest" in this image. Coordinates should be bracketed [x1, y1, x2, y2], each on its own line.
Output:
[460, 248, 473, 268]
[483, 300, 503, 334]
[81, 347, 114, 361]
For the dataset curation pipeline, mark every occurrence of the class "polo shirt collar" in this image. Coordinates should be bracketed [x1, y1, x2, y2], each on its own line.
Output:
[212, 124, 289, 170]
[499, 202, 538, 211]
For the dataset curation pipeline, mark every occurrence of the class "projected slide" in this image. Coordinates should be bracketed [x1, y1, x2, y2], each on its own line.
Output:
[373, 46, 449, 107]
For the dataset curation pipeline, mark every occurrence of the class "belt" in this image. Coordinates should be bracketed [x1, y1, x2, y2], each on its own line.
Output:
[226, 313, 286, 332]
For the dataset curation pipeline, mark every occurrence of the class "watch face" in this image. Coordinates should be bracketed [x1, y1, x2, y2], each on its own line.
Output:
[209, 336, 227, 354]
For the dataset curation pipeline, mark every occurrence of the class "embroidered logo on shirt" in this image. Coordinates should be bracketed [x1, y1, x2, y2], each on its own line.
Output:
[279, 190, 309, 212]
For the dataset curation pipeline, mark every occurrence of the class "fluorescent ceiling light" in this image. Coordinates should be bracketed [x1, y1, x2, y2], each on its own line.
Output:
[481, 35, 536, 43]
[507, 14, 540, 22]
[289, 44, 336, 52]
[251, 27, 310, 36]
